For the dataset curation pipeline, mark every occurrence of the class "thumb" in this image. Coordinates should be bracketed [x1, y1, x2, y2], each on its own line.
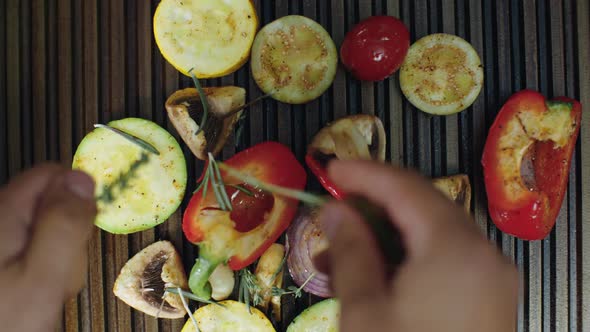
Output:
[24, 170, 97, 299]
[319, 201, 386, 302]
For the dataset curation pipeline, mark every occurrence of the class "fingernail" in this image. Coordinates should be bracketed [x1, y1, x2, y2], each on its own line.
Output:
[319, 203, 345, 240]
[64, 171, 95, 200]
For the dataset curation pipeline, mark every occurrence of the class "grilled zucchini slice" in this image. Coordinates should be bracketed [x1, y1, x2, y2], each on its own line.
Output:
[251, 15, 338, 104]
[72, 118, 187, 234]
[154, 0, 258, 78]
[400, 33, 483, 115]
[181, 300, 275, 332]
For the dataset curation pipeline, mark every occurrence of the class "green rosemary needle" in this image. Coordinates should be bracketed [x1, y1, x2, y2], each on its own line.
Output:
[189, 69, 209, 137]
[164, 287, 224, 307]
[238, 269, 262, 314]
[271, 272, 316, 298]
[229, 184, 253, 197]
[96, 152, 150, 204]
[269, 238, 288, 284]
[234, 113, 247, 148]
[94, 124, 160, 155]
[218, 163, 329, 206]
[171, 287, 200, 332]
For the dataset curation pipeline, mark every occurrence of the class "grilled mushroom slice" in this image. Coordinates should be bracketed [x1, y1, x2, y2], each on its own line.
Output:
[165, 87, 245, 160]
[113, 241, 188, 319]
[308, 114, 386, 164]
[432, 174, 472, 211]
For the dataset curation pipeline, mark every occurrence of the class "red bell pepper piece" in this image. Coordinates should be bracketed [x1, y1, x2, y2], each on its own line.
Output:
[305, 153, 346, 199]
[183, 141, 306, 298]
[482, 90, 581, 240]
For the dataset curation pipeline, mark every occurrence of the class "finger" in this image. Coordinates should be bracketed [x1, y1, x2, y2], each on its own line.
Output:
[312, 250, 331, 275]
[23, 170, 96, 299]
[328, 160, 478, 258]
[319, 201, 387, 302]
[0, 164, 65, 265]
[0, 163, 64, 221]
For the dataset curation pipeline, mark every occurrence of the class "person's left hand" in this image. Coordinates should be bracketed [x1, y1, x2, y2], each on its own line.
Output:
[0, 165, 97, 332]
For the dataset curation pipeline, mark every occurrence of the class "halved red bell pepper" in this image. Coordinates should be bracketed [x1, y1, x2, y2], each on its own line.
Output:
[305, 154, 346, 200]
[305, 114, 387, 199]
[183, 141, 306, 299]
[482, 90, 581, 240]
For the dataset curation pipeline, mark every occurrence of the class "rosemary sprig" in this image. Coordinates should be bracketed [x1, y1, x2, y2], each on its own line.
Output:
[224, 92, 274, 118]
[96, 152, 150, 204]
[161, 287, 230, 331]
[238, 269, 262, 314]
[210, 153, 232, 211]
[234, 113, 247, 148]
[94, 124, 160, 155]
[271, 272, 316, 298]
[172, 287, 200, 332]
[192, 154, 233, 211]
[219, 163, 329, 206]
[164, 287, 224, 307]
[233, 93, 276, 147]
[269, 235, 288, 285]
[194, 174, 253, 198]
[229, 184, 254, 197]
[188, 68, 209, 137]
[195, 154, 328, 210]
[193, 164, 210, 196]
[156, 297, 166, 320]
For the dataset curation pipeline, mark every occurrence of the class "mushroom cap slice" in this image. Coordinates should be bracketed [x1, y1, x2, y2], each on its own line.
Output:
[432, 174, 472, 211]
[165, 87, 246, 160]
[308, 114, 386, 162]
[113, 241, 188, 319]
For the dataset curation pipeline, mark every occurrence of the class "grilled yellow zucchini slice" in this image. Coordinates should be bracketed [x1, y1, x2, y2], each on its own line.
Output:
[181, 300, 275, 332]
[154, 0, 258, 78]
[400, 33, 483, 115]
[251, 15, 338, 104]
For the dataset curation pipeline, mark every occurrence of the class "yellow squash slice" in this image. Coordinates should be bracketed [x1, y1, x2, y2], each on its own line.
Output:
[251, 15, 338, 104]
[400, 33, 483, 115]
[181, 300, 275, 332]
[154, 0, 258, 78]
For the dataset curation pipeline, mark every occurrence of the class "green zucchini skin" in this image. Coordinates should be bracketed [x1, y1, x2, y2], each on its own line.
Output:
[287, 298, 340, 332]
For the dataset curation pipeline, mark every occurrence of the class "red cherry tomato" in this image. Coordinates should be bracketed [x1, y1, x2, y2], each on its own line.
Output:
[340, 16, 410, 81]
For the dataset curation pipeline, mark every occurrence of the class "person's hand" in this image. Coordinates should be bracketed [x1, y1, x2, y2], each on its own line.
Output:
[0, 165, 97, 331]
[318, 161, 518, 332]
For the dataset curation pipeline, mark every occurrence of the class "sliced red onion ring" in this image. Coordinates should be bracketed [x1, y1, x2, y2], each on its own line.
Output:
[287, 207, 332, 298]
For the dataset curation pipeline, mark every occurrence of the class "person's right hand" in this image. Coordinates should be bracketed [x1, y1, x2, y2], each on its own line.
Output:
[318, 161, 518, 332]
